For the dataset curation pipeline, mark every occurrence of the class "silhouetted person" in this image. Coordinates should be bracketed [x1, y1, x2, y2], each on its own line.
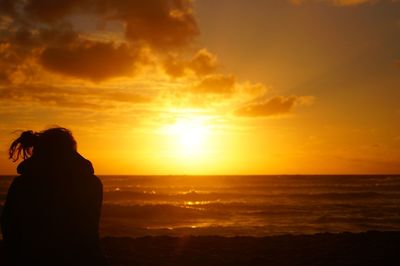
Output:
[1, 127, 108, 265]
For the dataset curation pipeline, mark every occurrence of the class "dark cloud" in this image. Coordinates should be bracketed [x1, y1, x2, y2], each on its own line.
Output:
[0, 0, 18, 17]
[0, 42, 33, 85]
[122, 1, 199, 49]
[1, 0, 198, 49]
[0, 43, 15, 84]
[40, 41, 138, 81]
[18, 0, 199, 49]
[23, 0, 83, 23]
[0, 0, 199, 81]
[37, 24, 78, 47]
[235, 96, 300, 117]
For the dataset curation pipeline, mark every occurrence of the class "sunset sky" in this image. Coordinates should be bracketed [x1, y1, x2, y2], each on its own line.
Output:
[1, 0, 399, 174]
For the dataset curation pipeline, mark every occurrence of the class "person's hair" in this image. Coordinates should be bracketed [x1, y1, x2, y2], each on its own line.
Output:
[9, 127, 77, 162]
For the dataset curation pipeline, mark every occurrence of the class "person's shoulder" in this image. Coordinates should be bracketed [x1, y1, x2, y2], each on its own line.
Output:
[92, 174, 103, 188]
[75, 154, 103, 187]
[69, 152, 95, 176]
[7, 174, 30, 194]
[11, 173, 31, 184]
[16, 156, 38, 175]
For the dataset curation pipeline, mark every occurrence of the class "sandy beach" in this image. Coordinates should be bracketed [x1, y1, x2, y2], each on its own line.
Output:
[92, 231, 397, 265]
[0, 230, 398, 265]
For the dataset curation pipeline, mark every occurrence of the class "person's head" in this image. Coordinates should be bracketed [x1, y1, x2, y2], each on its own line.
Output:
[9, 127, 77, 161]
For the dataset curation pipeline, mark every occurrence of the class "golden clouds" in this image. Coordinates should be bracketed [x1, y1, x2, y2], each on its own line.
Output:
[235, 96, 314, 117]
[163, 49, 218, 78]
[290, 0, 382, 6]
[188, 49, 218, 76]
[0, 84, 152, 110]
[0, 0, 313, 119]
[192, 75, 235, 95]
[333, 0, 375, 5]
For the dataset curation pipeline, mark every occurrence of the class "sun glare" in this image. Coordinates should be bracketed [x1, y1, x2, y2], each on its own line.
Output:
[162, 118, 211, 158]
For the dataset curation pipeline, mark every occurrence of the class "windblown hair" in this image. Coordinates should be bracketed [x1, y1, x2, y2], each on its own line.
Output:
[9, 130, 38, 162]
[9, 127, 77, 162]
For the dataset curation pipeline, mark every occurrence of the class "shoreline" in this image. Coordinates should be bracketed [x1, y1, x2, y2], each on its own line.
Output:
[98, 231, 399, 265]
[0, 231, 398, 265]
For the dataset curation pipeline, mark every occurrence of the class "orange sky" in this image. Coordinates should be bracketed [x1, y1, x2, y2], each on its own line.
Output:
[1, 0, 400, 174]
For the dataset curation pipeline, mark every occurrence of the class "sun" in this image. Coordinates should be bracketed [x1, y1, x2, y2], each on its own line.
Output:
[162, 117, 210, 158]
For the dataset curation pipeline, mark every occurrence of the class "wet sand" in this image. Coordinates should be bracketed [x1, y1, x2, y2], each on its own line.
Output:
[0, 231, 398, 265]
[100, 231, 399, 266]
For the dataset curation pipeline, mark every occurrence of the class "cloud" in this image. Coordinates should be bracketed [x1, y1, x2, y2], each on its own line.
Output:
[238, 82, 268, 96]
[122, 1, 199, 50]
[0, 0, 199, 81]
[0, 41, 36, 85]
[191, 74, 235, 95]
[163, 56, 186, 78]
[0, 0, 315, 119]
[333, 0, 375, 5]
[188, 49, 218, 76]
[1, 0, 198, 50]
[235, 95, 314, 117]
[0, 84, 152, 109]
[163, 48, 218, 78]
[289, 0, 380, 6]
[39, 41, 139, 81]
[0, 42, 15, 84]
[22, 0, 82, 23]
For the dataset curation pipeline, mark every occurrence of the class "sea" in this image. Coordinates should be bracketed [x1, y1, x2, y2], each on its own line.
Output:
[1, 175, 400, 237]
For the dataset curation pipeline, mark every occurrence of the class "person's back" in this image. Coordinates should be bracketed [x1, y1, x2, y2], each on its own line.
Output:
[1, 128, 107, 265]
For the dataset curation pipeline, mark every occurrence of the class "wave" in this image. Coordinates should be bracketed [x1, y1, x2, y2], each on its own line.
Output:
[103, 189, 399, 204]
[2, 175, 400, 237]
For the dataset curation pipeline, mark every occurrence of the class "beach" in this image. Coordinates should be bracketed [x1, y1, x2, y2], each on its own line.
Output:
[1, 231, 392, 265]
[98, 231, 399, 265]
[102, 231, 400, 265]
[0, 231, 398, 265]
[1, 175, 399, 265]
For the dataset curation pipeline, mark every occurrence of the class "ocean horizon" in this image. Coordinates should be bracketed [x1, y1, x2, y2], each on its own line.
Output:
[1, 175, 400, 238]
